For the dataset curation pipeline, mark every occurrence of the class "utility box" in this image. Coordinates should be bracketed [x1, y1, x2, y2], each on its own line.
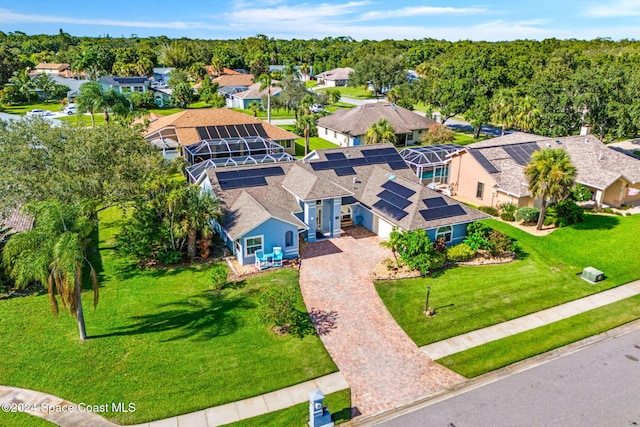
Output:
[309, 390, 334, 427]
[581, 267, 605, 283]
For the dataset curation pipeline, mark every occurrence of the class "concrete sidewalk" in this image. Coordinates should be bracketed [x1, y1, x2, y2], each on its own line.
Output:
[422, 280, 640, 360]
[131, 372, 348, 427]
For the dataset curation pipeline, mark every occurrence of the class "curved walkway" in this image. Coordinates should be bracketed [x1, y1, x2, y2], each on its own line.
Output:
[0, 386, 117, 426]
[298, 228, 464, 416]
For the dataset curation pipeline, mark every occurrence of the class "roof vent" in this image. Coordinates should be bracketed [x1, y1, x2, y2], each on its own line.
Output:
[387, 174, 396, 181]
[556, 140, 562, 145]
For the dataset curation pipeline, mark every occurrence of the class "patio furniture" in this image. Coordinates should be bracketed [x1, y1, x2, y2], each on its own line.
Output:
[255, 250, 271, 270]
[272, 247, 283, 267]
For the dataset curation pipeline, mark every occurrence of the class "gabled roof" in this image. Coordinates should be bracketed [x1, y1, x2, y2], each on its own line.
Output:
[460, 132, 640, 195]
[316, 67, 354, 81]
[98, 76, 150, 86]
[282, 164, 352, 201]
[142, 108, 298, 146]
[232, 82, 283, 100]
[205, 66, 241, 77]
[153, 67, 174, 75]
[1, 207, 34, 241]
[34, 63, 70, 71]
[213, 74, 254, 88]
[317, 103, 437, 136]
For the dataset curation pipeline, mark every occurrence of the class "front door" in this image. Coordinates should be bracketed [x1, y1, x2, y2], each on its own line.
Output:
[317, 206, 323, 231]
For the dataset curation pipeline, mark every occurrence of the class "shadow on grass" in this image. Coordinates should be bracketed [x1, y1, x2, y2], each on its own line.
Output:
[332, 406, 352, 423]
[572, 214, 619, 230]
[91, 290, 253, 341]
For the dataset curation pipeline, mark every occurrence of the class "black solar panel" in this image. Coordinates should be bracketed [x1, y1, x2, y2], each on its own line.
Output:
[361, 149, 380, 157]
[469, 150, 499, 174]
[419, 205, 466, 221]
[363, 147, 397, 157]
[254, 124, 269, 138]
[383, 154, 402, 162]
[237, 169, 255, 178]
[423, 197, 448, 208]
[330, 159, 350, 168]
[204, 126, 218, 139]
[219, 126, 232, 139]
[389, 161, 409, 170]
[260, 166, 285, 176]
[348, 157, 368, 167]
[503, 142, 539, 166]
[377, 190, 411, 209]
[382, 180, 416, 198]
[218, 179, 244, 190]
[226, 126, 239, 138]
[366, 156, 387, 165]
[373, 200, 408, 221]
[378, 147, 398, 156]
[334, 167, 356, 176]
[310, 161, 333, 171]
[241, 176, 268, 187]
[326, 153, 346, 160]
[216, 170, 240, 180]
[197, 127, 210, 140]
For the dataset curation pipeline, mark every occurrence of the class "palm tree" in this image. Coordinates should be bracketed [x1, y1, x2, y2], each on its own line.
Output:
[177, 186, 222, 259]
[490, 89, 517, 136]
[365, 119, 397, 145]
[300, 63, 310, 82]
[2, 201, 99, 341]
[514, 95, 542, 132]
[33, 73, 56, 102]
[257, 73, 276, 123]
[524, 148, 577, 230]
[76, 82, 130, 126]
[248, 101, 261, 117]
[210, 57, 224, 77]
[9, 69, 34, 102]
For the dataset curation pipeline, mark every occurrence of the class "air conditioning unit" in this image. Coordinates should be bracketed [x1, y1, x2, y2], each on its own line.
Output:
[581, 267, 605, 284]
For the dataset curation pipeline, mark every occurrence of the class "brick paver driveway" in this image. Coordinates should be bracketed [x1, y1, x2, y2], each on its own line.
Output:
[299, 228, 463, 416]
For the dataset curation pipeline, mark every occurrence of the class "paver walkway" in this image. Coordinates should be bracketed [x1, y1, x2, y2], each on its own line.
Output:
[422, 279, 640, 360]
[298, 228, 464, 416]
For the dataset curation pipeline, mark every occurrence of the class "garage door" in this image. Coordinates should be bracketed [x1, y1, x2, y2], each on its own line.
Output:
[374, 215, 394, 240]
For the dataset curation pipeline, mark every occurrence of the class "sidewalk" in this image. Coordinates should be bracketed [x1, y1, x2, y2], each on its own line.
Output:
[422, 280, 640, 360]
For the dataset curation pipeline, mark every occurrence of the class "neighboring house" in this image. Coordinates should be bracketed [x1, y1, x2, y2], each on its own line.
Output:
[98, 76, 150, 94]
[315, 67, 353, 87]
[151, 87, 173, 108]
[448, 132, 640, 208]
[1, 207, 34, 243]
[141, 108, 299, 161]
[32, 63, 70, 76]
[317, 103, 438, 147]
[199, 143, 488, 266]
[29, 73, 89, 102]
[213, 73, 254, 88]
[223, 82, 283, 109]
[152, 67, 174, 83]
[205, 67, 241, 78]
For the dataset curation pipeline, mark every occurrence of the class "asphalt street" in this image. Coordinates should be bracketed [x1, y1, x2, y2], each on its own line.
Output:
[378, 327, 640, 427]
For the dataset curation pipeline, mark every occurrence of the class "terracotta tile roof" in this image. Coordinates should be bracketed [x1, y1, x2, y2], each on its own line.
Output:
[317, 103, 437, 136]
[142, 108, 298, 145]
[34, 63, 70, 71]
[205, 66, 241, 77]
[213, 74, 254, 87]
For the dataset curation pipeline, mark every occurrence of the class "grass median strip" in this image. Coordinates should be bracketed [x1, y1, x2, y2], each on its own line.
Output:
[437, 294, 640, 378]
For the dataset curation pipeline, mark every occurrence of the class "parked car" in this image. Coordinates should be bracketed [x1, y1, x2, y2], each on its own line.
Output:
[309, 104, 324, 113]
[26, 109, 53, 117]
[63, 105, 76, 115]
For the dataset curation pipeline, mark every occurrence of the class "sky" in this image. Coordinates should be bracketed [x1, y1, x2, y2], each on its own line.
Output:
[1, 0, 640, 41]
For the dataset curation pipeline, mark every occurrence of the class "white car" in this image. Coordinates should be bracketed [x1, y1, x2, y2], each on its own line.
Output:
[309, 104, 324, 113]
[63, 105, 76, 115]
[26, 109, 53, 117]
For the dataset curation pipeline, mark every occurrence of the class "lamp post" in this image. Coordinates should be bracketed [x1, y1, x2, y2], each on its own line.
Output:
[424, 285, 432, 316]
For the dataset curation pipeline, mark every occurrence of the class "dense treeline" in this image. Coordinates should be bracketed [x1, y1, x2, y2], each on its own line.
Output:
[3, 31, 640, 140]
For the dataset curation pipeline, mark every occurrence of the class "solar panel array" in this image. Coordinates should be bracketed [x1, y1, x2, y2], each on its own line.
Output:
[216, 166, 285, 190]
[503, 142, 539, 166]
[196, 124, 269, 140]
[422, 197, 448, 208]
[373, 180, 416, 221]
[419, 204, 466, 221]
[309, 148, 409, 176]
[469, 149, 499, 174]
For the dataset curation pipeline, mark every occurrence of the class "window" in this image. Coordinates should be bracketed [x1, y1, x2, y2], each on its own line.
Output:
[436, 226, 453, 243]
[325, 128, 328, 135]
[476, 182, 484, 199]
[244, 235, 263, 256]
[281, 140, 293, 149]
[134, 86, 144, 92]
[121, 86, 131, 93]
[285, 230, 294, 247]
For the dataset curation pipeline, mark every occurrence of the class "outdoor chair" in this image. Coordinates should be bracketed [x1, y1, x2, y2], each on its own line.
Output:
[255, 250, 270, 270]
[272, 247, 283, 267]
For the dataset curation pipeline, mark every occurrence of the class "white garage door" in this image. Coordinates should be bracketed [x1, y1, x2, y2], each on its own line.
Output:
[374, 215, 394, 240]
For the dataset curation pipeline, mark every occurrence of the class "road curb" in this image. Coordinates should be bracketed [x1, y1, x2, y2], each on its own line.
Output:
[347, 318, 640, 426]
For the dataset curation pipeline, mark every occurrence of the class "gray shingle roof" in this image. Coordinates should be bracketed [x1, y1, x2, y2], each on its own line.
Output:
[1, 207, 34, 241]
[317, 103, 437, 136]
[316, 67, 354, 81]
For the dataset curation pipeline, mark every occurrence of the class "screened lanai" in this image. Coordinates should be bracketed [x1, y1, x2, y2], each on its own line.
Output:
[183, 136, 289, 165]
[400, 144, 462, 184]
[185, 152, 294, 182]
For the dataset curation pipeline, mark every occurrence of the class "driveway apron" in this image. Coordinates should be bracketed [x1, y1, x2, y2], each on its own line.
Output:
[298, 228, 464, 416]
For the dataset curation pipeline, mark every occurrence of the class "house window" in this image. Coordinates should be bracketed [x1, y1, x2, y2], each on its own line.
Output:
[281, 140, 293, 149]
[121, 86, 131, 93]
[244, 235, 263, 256]
[436, 226, 453, 243]
[134, 86, 144, 92]
[285, 230, 294, 247]
[325, 128, 328, 135]
[476, 182, 485, 199]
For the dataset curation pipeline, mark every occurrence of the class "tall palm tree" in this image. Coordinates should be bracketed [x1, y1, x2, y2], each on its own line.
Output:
[76, 82, 130, 126]
[210, 57, 224, 77]
[365, 119, 397, 145]
[9, 69, 34, 102]
[248, 101, 261, 117]
[490, 89, 517, 136]
[300, 63, 310, 82]
[524, 148, 577, 230]
[2, 201, 99, 341]
[33, 73, 56, 102]
[257, 73, 276, 123]
[514, 95, 542, 132]
[177, 186, 222, 259]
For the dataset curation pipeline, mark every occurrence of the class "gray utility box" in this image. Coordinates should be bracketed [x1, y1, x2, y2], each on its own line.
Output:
[581, 267, 605, 283]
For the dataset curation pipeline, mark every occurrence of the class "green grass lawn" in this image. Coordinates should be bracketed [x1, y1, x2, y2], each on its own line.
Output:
[0, 207, 337, 425]
[229, 389, 351, 426]
[58, 113, 107, 126]
[453, 132, 491, 145]
[438, 295, 640, 378]
[0, 412, 53, 427]
[376, 214, 640, 347]
[316, 86, 374, 99]
[278, 125, 337, 157]
[2, 101, 64, 115]
[232, 107, 296, 120]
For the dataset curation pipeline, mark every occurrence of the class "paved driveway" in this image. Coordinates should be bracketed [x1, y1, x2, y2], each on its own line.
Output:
[299, 228, 463, 416]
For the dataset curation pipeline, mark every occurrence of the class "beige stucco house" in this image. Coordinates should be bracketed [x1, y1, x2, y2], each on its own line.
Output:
[448, 132, 640, 208]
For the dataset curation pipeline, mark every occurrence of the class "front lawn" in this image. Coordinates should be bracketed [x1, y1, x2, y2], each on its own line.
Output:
[0, 207, 337, 425]
[376, 214, 640, 347]
[453, 132, 491, 145]
[2, 101, 64, 115]
[316, 86, 374, 99]
[277, 124, 337, 157]
[58, 113, 107, 126]
[232, 107, 296, 120]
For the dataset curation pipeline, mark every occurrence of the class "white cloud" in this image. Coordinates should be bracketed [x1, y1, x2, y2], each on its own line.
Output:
[0, 8, 226, 30]
[584, 0, 640, 17]
[359, 6, 486, 21]
[225, 1, 370, 23]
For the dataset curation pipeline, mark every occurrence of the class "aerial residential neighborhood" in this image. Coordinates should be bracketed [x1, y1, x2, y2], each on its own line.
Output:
[1, 2, 640, 427]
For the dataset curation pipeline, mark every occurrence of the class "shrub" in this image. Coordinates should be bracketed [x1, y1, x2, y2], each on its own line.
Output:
[543, 204, 557, 226]
[486, 230, 517, 257]
[420, 124, 455, 145]
[570, 183, 592, 202]
[499, 203, 517, 214]
[447, 244, 477, 262]
[500, 212, 515, 221]
[258, 287, 297, 330]
[477, 206, 499, 216]
[515, 207, 540, 224]
[210, 264, 228, 290]
[554, 199, 584, 227]
[157, 249, 182, 265]
[463, 222, 493, 250]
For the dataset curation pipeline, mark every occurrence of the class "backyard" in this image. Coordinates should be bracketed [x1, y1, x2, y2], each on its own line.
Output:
[376, 214, 640, 347]
[0, 207, 338, 426]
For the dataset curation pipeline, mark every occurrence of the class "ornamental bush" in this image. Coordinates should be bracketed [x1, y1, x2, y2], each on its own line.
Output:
[447, 244, 477, 262]
[477, 206, 499, 216]
[515, 207, 540, 224]
[554, 199, 585, 227]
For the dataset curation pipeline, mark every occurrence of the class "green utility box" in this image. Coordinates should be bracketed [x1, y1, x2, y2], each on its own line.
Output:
[581, 267, 605, 283]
